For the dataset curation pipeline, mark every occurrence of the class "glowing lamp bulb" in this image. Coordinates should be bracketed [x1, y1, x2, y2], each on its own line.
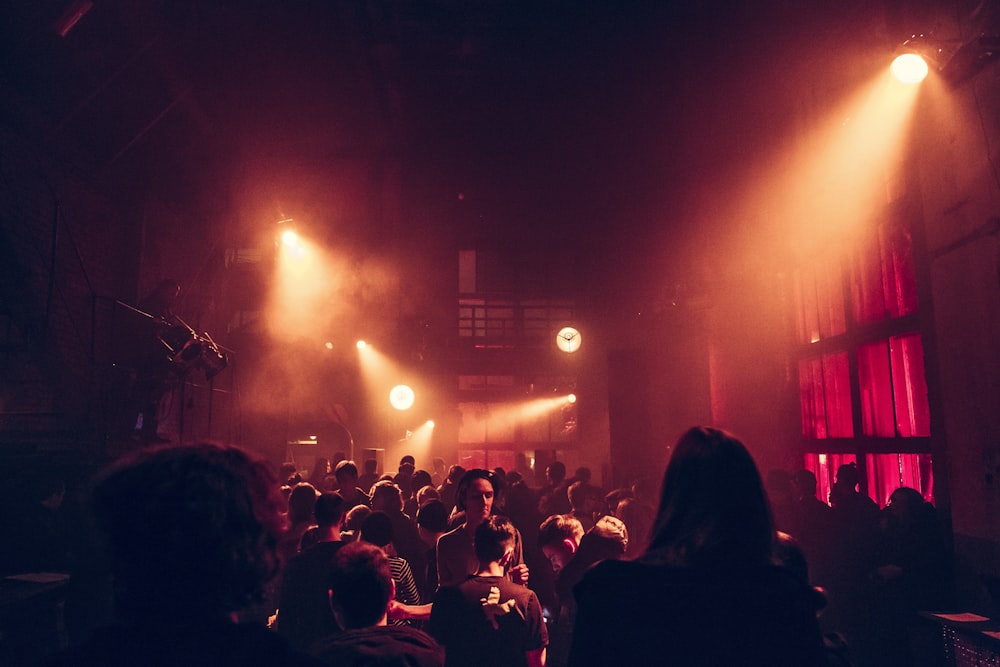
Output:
[281, 230, 299, 246]
[567, 394, 577, 404]
[356, 340, 367, 349]
[426, 420, 435, 428]
[891, 53, 929, 84]
[389, 384, 415, 411]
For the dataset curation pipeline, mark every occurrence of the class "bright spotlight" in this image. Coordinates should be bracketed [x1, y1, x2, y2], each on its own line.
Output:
[324, 341, 334, 350]
[356, 340, 367, 349]
[426, 420, 435, 428]
[891, 53, 929, 84]
[281, 230, 299, 246]
[567, 394, 577, 404]
[389, 384, 415, 411]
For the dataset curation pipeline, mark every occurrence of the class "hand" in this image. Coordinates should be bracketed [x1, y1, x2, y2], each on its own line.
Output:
[510, 563, 529, 586]
[387, 599, 407, 621]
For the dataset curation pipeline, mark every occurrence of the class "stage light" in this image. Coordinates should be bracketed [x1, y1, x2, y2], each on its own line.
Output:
[389, 384, 415, 411]
[891, 53, 929, 84]
[891, 32, 1000, 86]
[567, 394, 577, 404]
[426, 420, 435, 428]
[357, 340, 367, 349]
[281, 230, 299, 247]
[325, 341, 334, 350]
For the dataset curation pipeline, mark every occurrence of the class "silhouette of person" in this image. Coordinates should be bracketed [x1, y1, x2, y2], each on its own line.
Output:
[570, 426, 826, 666]
[45, 442, 321, 666]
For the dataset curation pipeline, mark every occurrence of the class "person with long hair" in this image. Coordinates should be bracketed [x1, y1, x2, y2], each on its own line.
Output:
[569, 426, 826, 666]
[46, 442, 320, 666]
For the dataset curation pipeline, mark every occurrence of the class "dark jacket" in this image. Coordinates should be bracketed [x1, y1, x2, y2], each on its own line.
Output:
[570, 559, 827, 666]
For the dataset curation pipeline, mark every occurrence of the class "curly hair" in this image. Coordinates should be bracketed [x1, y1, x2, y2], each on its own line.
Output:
[91, 442, 285, 618]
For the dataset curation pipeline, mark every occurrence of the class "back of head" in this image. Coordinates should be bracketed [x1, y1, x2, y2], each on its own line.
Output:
[314, 492, 346, 528]
[835, 462, 859, 489]
[328, 540, 393, 629]
[360, 510, 394, 548]
[547, 461, 567, 483]
[416, 499, 449, 534]
[334, 460, 359, 483]
[792, 469, 818, 498]
[887, 486, 931, 527]
[344, 504, 372, 533]
[91, 442, 284, 619]
[370, 480, 403, 512]
[474, 515, 516, 564]
[567, 480, 591, 510]
[646, 426, 774, 568]
[411, 469, 433, 494]
[538, 514, 585, 550]
[287, 482, 319, 522]
[416, 484, 440, 507]
[446, 464, 466, 484]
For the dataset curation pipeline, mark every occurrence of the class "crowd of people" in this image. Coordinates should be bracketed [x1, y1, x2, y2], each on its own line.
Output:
[6, 426, 968, 666]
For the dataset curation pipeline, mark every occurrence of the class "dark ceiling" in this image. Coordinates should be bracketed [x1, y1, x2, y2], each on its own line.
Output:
[1, 0, 910, 301]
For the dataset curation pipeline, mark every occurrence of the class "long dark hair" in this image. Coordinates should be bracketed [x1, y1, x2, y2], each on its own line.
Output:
[645, 426, 774, 567]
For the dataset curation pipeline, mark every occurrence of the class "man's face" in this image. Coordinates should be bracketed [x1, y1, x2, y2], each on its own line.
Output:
[542, 543, 574, 574]
[465, 478, 494, 522]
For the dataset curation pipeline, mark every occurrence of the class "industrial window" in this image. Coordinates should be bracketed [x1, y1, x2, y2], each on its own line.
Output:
[857, 334, 930, 438]
[795, 214, 932, 507]
[799, 352, 854, 439]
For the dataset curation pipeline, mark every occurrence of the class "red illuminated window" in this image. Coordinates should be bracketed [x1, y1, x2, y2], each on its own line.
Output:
[794, 255, 847, 344]
[857, 334, 930, 437]
[803, 451, 934, 506]
[866, 453, 934, 506]
[799, 353, 853, 438]
[850, 221, 918, 323]
[804, 453, 857, 504]
[794, 212, 931, 509]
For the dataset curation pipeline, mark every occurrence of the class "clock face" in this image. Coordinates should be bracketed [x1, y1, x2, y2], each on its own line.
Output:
[556, 326, 581, 353]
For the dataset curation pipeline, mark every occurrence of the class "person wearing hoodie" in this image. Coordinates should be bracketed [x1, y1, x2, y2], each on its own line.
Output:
[312, 540, 443, 667]
[537, 513, 628, 667]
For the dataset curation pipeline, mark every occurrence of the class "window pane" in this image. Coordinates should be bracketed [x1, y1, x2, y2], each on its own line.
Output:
[858, 340, 895, 437]
[865, 453, 934, 507]
[883, 224, 918, 318]
[794, 257, 846, 344]
[890, 334, 930, 437]
[803, 452, 857, 504]
[851, 221, 918, 323]
[858, 334, 930, 437]
[799, 353, 853, 438]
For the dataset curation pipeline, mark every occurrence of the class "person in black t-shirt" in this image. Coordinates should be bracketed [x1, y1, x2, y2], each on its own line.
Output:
[427, 516, 547, 667]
